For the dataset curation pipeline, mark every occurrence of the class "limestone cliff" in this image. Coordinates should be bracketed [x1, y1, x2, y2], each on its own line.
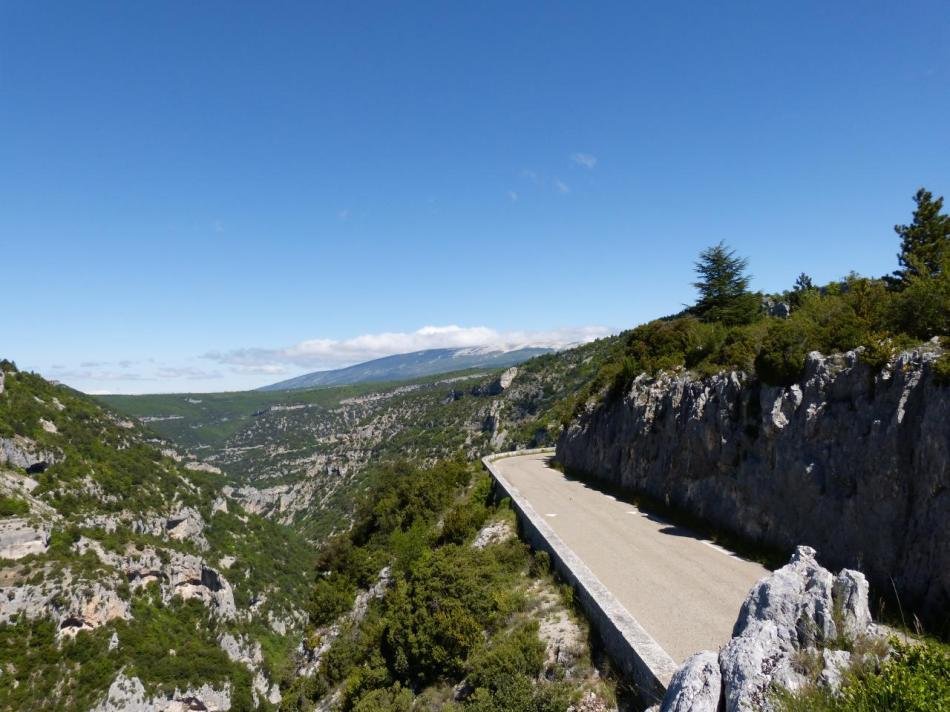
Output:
[557, 343, 949, 627]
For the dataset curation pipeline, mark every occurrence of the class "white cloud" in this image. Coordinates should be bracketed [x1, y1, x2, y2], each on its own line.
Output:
[554, 179, 570, 194]
[204, 324, 613, 372]
[507, 190, 519, 203]
[570, 152, 597, 169]
[338, 208, 350, 221]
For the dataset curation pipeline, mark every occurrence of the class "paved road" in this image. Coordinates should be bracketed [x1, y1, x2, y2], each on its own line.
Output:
[493, 453, 769, 664]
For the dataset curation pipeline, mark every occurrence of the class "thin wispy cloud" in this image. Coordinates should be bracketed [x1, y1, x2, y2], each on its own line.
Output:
[214, 219, 225, 234]
[507, 190, 519, 203]
[554, 179, 570, 194]
[338, 208, 351, 221]
[204, 324, 613, 373]
[570, 152, 597, 169]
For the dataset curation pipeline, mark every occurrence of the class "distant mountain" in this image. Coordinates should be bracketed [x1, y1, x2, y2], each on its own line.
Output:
[258, 346, 552, 391]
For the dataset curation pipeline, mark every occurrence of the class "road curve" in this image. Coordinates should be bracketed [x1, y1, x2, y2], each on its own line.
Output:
[492, 452, 769, 664]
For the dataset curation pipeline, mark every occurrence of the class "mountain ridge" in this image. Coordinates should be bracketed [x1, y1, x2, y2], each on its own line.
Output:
[256, 346, 553, 391]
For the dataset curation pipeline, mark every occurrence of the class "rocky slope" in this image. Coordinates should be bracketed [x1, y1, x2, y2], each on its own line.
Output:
[558, 342, 949, 629]
[0, 361, 313, 710]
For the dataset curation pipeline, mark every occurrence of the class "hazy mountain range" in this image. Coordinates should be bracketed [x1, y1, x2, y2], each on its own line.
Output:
[257, 346, 553, 391]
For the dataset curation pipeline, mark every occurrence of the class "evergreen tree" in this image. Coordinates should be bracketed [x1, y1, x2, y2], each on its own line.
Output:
[789, 272, 816, 309]
[892, 188, 950, 287]
[691, 242, 759, 325]
[794, 273, 814, 292]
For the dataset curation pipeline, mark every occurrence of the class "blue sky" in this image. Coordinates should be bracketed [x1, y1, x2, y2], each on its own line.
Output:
[2, 2, 949, 393]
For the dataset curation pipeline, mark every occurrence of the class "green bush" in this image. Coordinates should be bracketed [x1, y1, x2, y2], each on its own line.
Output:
[0, 495, 29, 516]
[308, 574, 356, 628]
[351, 683, 414, 712]
[933, 352, 950, 386]
[858, 332, 896, 371]
[467, 623, 546, 694]
[776, 640, 950, 712]
[463, 675, 575, 712]
[754, 320, 812, 386]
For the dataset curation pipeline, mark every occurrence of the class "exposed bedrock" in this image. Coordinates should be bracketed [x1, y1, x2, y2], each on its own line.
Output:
[557, 345, 949, 626]
[654, 546, 877, 712]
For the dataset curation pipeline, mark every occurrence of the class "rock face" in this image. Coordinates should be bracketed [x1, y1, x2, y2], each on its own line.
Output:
[0, 572, 130, 635]
[657, 546, 876, 712]
[557, 346, 950, 624]
[0, 435, 57, 472]
[0, 518, 50, 559]
[661, 651, 722, 712]
[164, 507, 208, 549]
[92, 671, 232, 712]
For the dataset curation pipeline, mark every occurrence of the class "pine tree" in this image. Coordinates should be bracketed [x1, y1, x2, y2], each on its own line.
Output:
[691, 242, 759, 325]
[794, 273, 814, 292]
[892, 188, 950, 287]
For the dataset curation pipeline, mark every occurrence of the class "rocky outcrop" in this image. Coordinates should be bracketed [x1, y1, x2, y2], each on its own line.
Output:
[661, 652, 721, 712]
[219, 632, 281, 705]
[164, 507, 209, 549]
[73, 537, 236, 618]
[0, 572, 130, 636]
[471, 519, 514, 549]
[58, 582, 131, 637]
[92, 671, 232, 712]
[558, 345, 950, 624]
[163, 551, 237, 619]
[0, 518, 50, 559]
[0, 435, 58, 472]
[655, 546, 877, 712]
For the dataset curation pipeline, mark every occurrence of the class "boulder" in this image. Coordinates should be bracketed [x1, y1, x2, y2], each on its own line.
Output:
[660, 651, 722, 712]
[655, 546, 877, 712]
[471, 520, 514, 549]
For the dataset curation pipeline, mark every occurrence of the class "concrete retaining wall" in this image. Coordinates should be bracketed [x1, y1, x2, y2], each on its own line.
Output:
[483, 449, 677, 706]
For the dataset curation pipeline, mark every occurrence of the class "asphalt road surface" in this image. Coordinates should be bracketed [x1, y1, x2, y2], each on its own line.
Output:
[492, 452, 769, 664]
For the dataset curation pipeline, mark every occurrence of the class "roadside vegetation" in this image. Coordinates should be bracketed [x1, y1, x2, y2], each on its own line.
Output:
[775, 638, 950, 712]
[564, 188, 950, 420]
[281, 459, 616, 712]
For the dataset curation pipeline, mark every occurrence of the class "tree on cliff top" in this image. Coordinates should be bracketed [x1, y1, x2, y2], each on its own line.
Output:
[891, 188, 950, 287]
[691, 242, 760, 325]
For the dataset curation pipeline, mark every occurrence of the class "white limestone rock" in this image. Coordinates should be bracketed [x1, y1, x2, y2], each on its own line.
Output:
[660, 651, 722, 712]
[655, 545, 878, 712]
[164, 507, 208, 549]
[0, 519, 49, 560]
[832, 569, 871, 640]
[0, 435, 57, 471]
[471, 519, 514, 549]
[165, 551, 236, 619]
[92, 671, 232, 712]
[58, 582, 130, 637]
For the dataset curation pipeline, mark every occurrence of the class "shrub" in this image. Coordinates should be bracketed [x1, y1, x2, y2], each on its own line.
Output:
[755, 320, 812, 386]
[466, 623, 546, 694]
[0, 495, 28, 516]
[858, 333, 895, 371]
[776, 640, 950, 712]
[351, 683, 414, 712]
[933, 352, 950, 386]
[308, 574, 356, 628]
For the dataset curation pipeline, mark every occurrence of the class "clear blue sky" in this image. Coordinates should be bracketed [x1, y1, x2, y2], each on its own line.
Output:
[3, 2, 949, 393]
